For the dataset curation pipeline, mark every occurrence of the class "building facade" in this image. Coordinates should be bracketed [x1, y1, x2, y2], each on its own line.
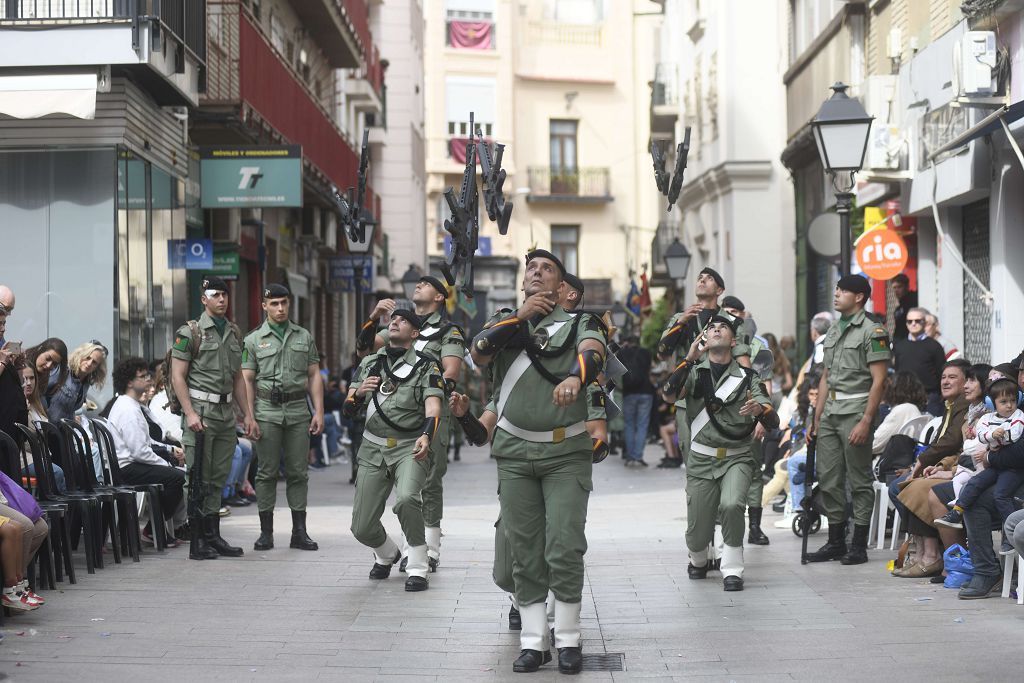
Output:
[650, 0, 794, 337]
[0, 0, 386, 383]
[423, 0, 660, 328]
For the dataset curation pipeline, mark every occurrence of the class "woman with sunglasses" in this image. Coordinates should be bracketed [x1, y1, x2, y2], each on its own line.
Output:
[45, 340, 107, 423]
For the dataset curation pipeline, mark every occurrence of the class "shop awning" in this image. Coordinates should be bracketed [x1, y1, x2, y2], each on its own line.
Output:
[0, 73, 97, 119]
[928, 100, 1024, 160]
[284, 270, 309, 299]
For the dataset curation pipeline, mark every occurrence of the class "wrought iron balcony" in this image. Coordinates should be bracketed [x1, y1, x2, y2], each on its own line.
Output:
[526, 167, 612, 204]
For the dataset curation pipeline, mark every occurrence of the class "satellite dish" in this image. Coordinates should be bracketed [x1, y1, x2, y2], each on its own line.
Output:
[807, 213, 841, 259]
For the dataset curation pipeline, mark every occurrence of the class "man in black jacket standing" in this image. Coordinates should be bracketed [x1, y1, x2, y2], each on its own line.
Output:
[619, 336, 655, 467]
[893, 307, 946, 416]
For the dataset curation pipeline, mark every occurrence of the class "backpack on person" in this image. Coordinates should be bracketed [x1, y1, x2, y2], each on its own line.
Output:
[162, 320, 241, 415]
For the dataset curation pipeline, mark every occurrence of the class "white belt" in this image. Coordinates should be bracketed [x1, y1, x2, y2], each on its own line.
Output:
[188, 388, 233, 404]
[496, 417, 587, 444]
[829, 390, 869, 401]
[689, 442, 750, 459]
[362, 430, 416, 449]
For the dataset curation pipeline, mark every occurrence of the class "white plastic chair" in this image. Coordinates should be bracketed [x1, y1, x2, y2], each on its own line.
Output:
[920, 416, 944, 445]
[898, 414, 933, 440]
[1000, 550, 1024, 604]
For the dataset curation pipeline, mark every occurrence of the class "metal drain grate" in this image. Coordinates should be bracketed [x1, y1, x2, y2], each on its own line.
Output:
[582, 652, 625, 672]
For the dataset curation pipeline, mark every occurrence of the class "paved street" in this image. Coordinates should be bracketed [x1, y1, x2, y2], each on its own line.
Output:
[0, 443, 1021, 682]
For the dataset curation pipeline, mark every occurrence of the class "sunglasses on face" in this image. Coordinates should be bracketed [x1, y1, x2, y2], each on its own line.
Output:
[906, 319, 925, 325]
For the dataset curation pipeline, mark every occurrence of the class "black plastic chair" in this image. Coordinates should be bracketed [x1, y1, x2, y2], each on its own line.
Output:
[90, 419, 168, 553]
[0, 428, 60, 591]
[61, 419, 137, 565]
[20, 422, 100, 575]
[11, 425, 77, 585]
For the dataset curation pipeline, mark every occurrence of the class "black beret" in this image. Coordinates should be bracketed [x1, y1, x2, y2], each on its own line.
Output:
[263, 283, 290, 299]
[709, 310, 741, 333]
[699, 267, 725, 290]
[202, 276, 229, 293]
[526, 249, 566, 276]
[836, 274, 872, 298]
[563, 273, 585, 295]
[721, 295, 745, 312]
[419, 275, 449, 300]
[391, 309, 421, 328]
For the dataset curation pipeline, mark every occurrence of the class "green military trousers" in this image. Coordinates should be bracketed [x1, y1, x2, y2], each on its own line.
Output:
[496, 454, 592, 607]
[745, 436, 765, 507]
[182, 413, 236, 516]
[421, 411, 451, 529]
[254, 418, 310, 513]
[685, 454, 755, 552]
[492, 515, 515, 594]
[816, 411, 875, 526]
[350, 444, 429, 550]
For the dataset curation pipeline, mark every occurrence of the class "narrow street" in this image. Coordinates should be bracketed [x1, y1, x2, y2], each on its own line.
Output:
[1, 443, 1020, 682]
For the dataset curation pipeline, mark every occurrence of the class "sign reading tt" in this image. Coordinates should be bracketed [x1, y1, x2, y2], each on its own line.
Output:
[200, 146, 302, 208]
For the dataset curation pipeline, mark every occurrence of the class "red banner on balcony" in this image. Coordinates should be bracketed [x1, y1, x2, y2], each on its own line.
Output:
[448, 21, 493, 49]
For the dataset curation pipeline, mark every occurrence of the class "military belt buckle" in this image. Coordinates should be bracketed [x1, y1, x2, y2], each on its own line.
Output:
[386, 437, 397, 448]
[716, 448, 726, 459]
[552, 427, 565, 444]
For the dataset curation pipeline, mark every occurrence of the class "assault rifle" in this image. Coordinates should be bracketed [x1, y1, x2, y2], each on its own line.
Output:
[187, 411, 206, 558]
[441, 113, 481, 298]
[651, 126, 691, 212]
[340, 128, 372, 243]
[476, 126, 513, 235]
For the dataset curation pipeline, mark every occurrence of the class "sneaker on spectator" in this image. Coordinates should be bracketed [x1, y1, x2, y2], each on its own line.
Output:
[2, 588, 39, 611]
[18, 581, 44, 605]
[934, 509, 963, 529]
[218, 506, 231, 517]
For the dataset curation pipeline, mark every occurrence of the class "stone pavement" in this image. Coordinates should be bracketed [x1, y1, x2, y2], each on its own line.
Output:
[1, 443, 1022, 682]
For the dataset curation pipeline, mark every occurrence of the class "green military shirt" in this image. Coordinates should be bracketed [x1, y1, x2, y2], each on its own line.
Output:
[821, 308, 890, 417]
[489, 306, 607, 460]
[682, 357, 770, 479]
[241, 320, 320, 424]
[353, 346, 444, 466]
[377, 309, 465, 363]
[170, 311, 242, 422]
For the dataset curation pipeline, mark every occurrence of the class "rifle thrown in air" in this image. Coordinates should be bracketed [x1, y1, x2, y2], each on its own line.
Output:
[650, 126, 691, 212]
[476, 126, 513, 235]
[441, 112, 481, 298]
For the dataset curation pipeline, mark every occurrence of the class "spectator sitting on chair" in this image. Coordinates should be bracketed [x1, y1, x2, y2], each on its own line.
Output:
[0, 512, 42, 612]
[45, 341, 108, 423]
[872, 371, 927, 456]
[893, 308, 947, 417]
[19, 363, 67, 493]
[107, 357, 186, 547]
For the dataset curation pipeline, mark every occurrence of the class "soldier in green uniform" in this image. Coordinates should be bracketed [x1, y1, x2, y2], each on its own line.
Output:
[657, 268, 750, 467]
[241, 283, 324, 552]
[169, 276, 256, 560]
[662, 311, 778, 591]
[344, 309, 445, 592]
[807, 275, 890, 565]
[355, 275, 464, 571]
[470, 250, 607, 675]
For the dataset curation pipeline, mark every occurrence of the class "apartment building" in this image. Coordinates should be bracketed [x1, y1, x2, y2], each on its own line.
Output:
[0, 0, 384, 373]
[423, 0, 659, 327]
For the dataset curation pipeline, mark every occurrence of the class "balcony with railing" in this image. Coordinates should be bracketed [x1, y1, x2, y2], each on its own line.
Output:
[0, 0, 206, 105]
[526, 167, 612, 204]
[445, 10, 495, 50]
[650, 62, 678, 136]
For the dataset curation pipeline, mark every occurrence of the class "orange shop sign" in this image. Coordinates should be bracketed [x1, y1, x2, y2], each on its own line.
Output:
[855, 228, 908, 281]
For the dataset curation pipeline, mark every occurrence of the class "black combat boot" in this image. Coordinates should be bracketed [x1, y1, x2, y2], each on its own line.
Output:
[805, 521, 847, 562]
[840, 524, 870, 565]
[189, 518, 219, 560]
[204, 514, 244, 557]
[747, 507, 770, 545]
[289, 510, 319, 551]
[512, 649, 551, 673]
[254, 511, 274, 551]
[557, 647, 583, 675]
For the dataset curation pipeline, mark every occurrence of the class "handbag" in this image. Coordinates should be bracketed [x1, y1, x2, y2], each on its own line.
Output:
[0, 471, 44, 522]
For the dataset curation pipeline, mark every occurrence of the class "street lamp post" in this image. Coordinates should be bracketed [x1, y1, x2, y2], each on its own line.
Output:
[810, 82, 873, 277]
[401, 264, 421, 300]
[663, 237, 692, 307]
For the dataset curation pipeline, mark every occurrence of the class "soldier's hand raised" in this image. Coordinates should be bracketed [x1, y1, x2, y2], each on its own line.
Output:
[412, 434, 431, 461]
[681, 303, 704, 322]
[371, 299, 397, 320]
[516, 292, 556, 321]
[356, 376, 381, 397]
[449, 392, 470, 417]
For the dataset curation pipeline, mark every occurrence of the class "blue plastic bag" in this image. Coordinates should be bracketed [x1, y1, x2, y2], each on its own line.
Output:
[943, 543, 974, 576]
[944, 570, 972, 589]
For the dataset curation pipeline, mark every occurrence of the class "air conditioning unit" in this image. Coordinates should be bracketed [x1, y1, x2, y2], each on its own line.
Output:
[956, 31, 996, 96]
[861, 75, 900, 170]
